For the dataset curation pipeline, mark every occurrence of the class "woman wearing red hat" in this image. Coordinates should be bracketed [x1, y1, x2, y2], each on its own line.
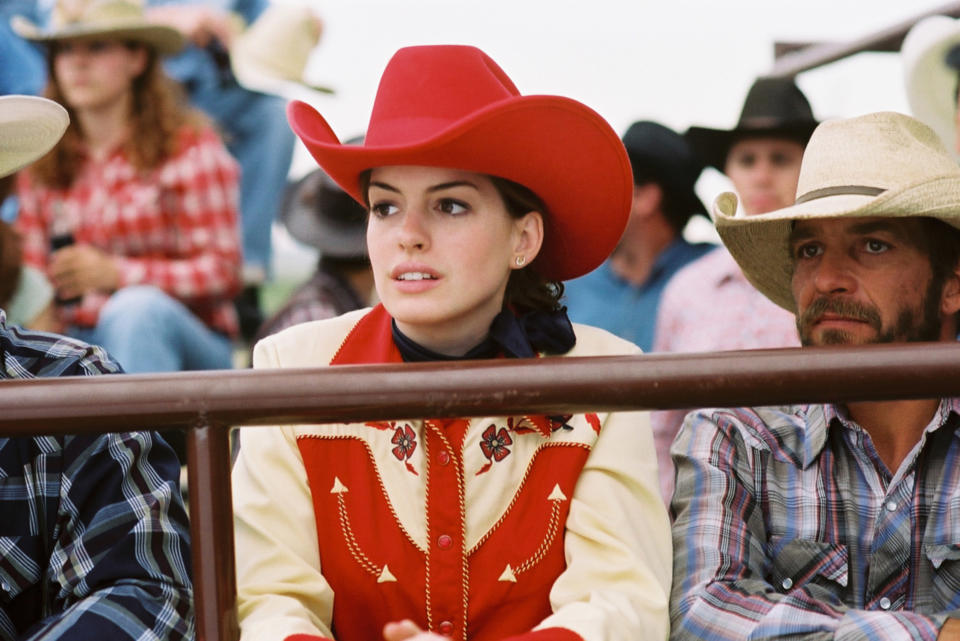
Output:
[232, 45, 671, 641]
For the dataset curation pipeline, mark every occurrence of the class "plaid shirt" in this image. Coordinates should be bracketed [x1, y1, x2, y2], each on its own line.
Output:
[0, 314, 194, 640]
[670, 399, 960, 641]
[15, 124, 242, 338]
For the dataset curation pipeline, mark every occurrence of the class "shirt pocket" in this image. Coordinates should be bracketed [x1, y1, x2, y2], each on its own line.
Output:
[923, 543, 960, 610]
[767, 536, 848, 601]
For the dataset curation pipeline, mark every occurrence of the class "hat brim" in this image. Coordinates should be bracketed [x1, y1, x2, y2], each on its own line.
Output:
[280, 170, 367, 257]
[714, 175, 960, 311]
[0, 95, 69, 178]
[230, 51, 335, 98]
[288, 97, 632, 282]
[686, 122, 819, 172]
[11, 14, 184, 55]
[902, 15, 960, 159]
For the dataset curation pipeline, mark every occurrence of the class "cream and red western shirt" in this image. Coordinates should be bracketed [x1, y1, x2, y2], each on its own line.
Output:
[233, 306, 671, 641]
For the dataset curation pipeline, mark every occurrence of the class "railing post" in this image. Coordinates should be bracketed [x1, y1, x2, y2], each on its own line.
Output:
[187, 418, 238, 641]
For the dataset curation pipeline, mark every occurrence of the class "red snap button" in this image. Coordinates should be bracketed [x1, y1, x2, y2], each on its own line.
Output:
[437, 450, 451, 465]
[438, 621, 454, 636]
[437, 534, 453, 549]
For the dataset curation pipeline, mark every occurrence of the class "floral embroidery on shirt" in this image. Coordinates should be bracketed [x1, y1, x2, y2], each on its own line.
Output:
[477, 424, 513, 475]
[390, 424, 419, 476]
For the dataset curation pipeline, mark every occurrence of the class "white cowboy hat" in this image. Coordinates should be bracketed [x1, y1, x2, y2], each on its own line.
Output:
[11, 0, 184, 55]
[714, 111, 960, 312]
[229, 3, 333, 99]
[902, 15, 960, 159]
[0, 95, 69, 179]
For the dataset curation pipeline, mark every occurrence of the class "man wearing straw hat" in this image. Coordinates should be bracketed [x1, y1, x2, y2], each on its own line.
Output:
[670, 111, 960, 640]
[0, 95, 192, 640]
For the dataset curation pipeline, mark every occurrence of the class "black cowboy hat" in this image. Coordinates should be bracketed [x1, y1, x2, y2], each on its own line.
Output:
[280, 157, 368, 259]
[621, 120, 706, 219]
[684, 77, 819, 172]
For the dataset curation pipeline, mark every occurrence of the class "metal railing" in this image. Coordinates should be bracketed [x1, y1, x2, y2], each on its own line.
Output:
[3, 342, 960, 640]
[768, 1, 960, 77]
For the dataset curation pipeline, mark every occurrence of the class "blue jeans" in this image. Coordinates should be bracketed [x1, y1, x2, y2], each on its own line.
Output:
[69, 286, 234, 373]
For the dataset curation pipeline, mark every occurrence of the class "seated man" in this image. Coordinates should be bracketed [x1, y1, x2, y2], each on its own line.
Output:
[0, 95, 193, 640]
[671, 111, 960, 640]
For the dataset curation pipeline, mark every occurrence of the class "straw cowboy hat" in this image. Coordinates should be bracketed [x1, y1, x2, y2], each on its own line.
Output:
[288, 45, 632, 282]
[0, 95, 69, 179]
[714, 111, 960, 312]
[281, 162, 368, 259]
[11, 0, 184, 55]
[685, 77, 819, 172]
[902, 15, 960, 159]
[230, 3, 334, 98]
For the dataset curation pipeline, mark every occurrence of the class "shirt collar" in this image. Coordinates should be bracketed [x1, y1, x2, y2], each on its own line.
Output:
[802, 399, 960, 469]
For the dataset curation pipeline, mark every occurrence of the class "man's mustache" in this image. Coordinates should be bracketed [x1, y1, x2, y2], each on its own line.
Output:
[798, 297, 882, 330]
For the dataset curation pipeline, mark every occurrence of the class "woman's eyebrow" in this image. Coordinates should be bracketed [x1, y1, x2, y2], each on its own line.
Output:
[427, 181, 479, 193]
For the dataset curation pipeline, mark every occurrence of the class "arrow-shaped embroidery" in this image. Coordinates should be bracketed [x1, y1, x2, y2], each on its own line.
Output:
[331, 477, 397, 583]
[498, 484, 567, 582]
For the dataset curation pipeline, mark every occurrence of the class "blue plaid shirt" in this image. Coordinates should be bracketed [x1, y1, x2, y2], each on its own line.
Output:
[0, 314, 193, 640]
[671, 399, 960, 641]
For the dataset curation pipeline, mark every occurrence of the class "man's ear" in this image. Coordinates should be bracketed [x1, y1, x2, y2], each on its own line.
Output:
[940, 260, 960, 317]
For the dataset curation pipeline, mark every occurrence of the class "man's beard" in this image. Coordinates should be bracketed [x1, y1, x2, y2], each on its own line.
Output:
[796, 277, 943, 346]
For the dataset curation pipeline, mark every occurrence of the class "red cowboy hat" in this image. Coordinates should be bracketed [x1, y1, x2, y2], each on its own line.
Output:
[287, 45, 631, 282]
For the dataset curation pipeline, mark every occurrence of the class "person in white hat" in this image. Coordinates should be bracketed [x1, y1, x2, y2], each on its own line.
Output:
[671, 111, 960, 641]
[902, 14, 960, 158]
[12, 0, 242, 381]
[0, 94, 192, 641]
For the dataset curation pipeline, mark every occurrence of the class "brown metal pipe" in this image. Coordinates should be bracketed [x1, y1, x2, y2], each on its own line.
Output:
[186, 421, 237, 641]
[767, 1, 960, 77]
[1, 343, 959, 435]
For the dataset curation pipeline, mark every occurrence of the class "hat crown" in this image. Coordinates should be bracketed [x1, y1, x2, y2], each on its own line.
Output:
[737, 77, 816, 128]
[366, 46, 520, 146]
[51, 0, 144, 30]
[234, 4, 319, 82]
[795, 111, 959, 202]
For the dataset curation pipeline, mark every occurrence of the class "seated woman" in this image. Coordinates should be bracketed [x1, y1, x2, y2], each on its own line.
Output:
[232, 45, 671, 641]
[12, 0, 242, 374]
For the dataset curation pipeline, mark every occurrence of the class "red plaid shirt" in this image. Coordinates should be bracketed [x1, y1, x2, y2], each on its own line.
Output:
[16, 125, 242, 338]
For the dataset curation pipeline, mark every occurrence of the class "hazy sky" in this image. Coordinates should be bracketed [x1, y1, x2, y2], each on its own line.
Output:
[291, 0, 951, 141]
[271, 0, 956, 271]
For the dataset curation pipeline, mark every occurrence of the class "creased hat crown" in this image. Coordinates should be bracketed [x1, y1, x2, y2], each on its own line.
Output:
[365, 47, 520, 146]
[795, 111, 957, 203]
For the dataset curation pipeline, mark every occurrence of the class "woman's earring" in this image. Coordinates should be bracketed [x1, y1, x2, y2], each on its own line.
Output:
[515, 255, 526, 267]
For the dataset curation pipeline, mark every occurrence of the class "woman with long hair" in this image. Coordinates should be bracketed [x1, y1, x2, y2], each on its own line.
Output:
[233, 45, 671, 641]
[13, 0, 242, 375]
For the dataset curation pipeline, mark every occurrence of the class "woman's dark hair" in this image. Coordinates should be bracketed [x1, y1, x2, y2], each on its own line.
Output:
[359, 170, 563, 314]
[487, 176, 564, 313]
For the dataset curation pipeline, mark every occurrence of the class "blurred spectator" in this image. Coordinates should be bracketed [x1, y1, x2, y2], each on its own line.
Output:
[0, 1, 46, 96]
[147, 0, 322, 338]
[650, 77, 817, 503]
[563, 121, 715, 352]
[0, 91, 193, 641]
[13, 0, 242, 377]
[902, 15, 960, 157]
[254, 163, 374, 344]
